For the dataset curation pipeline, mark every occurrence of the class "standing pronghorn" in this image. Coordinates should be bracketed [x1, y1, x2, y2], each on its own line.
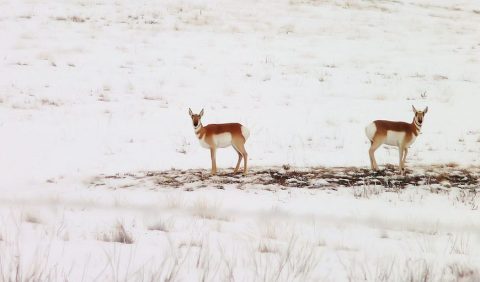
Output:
[365, 106, 428, 174]
[189, 108, 250, 175]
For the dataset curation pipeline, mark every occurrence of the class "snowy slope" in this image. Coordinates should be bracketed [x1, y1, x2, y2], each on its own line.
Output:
[1, 0, 479, 188]
[0, 0, 479, 281]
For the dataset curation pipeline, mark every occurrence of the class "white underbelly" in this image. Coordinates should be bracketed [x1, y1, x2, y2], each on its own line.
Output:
[199, 133, 233, 149]
[384, 131, 417, 147]
[384, 131, 405, 146]
[213, 133, 233, 148]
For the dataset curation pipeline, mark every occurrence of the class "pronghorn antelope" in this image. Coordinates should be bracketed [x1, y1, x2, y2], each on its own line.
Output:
[365, 106, 428, 174]
[189, 108, 250, 175]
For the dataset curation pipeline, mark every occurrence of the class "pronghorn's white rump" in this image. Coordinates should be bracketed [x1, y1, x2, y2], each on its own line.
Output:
[241, 126, 250, 140]
[365, 122, 376, 142]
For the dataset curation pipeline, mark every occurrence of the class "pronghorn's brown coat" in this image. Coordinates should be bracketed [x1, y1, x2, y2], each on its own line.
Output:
[197, 123, 245, 141]
[370, 120, 419, 142]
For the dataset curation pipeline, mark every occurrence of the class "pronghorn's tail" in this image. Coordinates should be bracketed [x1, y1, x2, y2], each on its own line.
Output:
[241, 126, 250, 141]
[365, 122, 376, 142]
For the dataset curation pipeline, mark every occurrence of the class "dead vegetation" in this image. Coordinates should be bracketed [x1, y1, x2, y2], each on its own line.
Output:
[23, 212, 43, 224]
[40, 98, 61, 107]
[98, 223, 134, 244]
[91, 165, 480, 191]
[148, 219, 172, 232]
[53, 16, 88, 23]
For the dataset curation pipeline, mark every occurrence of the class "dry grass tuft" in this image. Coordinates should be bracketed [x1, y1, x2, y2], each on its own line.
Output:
[99, 223, 134, 244]
[40, 98, 61, 107]
[192, 198, 228, 221]
[262, 222, 279, 240]
[23, 213, 42, 224]
[258, 241, 278, 253]
[433, 74, 448, 80]
[177, 239, 203, 249]
[54, 16, 88, 23]
[352, 185, 382, 199]
[444, 263, 480, 281]
[148, 218, 173, 232]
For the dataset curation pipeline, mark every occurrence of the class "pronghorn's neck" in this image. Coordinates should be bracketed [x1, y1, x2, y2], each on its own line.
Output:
[412, 117, 422, 136]
[194, 122, 204, 138]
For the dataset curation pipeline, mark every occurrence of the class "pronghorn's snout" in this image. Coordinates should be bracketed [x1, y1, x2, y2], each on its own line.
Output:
[192, 116, 199, 127]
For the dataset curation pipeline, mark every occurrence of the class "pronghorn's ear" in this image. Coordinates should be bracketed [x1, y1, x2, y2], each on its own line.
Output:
[424, 106, 428, 114]
[188, 108, 193, 116]
[199, 108, 204, 117]
[412, 105, 417, 113]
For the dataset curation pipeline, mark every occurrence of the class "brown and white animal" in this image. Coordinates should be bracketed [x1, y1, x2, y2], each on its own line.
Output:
[189, 108, 250, 175]
[365, 106, 428, 174]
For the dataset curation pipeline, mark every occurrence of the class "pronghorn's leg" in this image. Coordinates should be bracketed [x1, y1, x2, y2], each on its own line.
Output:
[402, 147, 408, 171]
[368, 141, 375, 169]
[398, 146, 404, 173]
[233, 141, 248, 175]
[232, 146, 243, 174]
[369, 138, 382, 170]
[210, 148, 217, 175]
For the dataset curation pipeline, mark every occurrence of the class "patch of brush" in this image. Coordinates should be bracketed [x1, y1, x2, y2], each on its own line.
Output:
[91, 166, 480, 191]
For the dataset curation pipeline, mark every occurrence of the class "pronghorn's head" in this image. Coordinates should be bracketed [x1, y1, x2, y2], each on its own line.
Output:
[412, 105, 428, 125]
[188, 108, 204, 128]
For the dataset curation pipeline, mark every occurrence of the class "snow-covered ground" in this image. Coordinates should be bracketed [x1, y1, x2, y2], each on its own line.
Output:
[1, 0, 479, 281]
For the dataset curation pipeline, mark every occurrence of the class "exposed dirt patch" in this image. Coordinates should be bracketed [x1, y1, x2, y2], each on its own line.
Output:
[90, 165, 480, 191]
